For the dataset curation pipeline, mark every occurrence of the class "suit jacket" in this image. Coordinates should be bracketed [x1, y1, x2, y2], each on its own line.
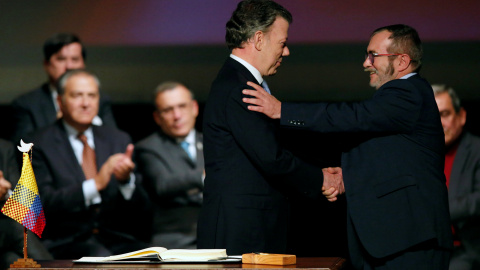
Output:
[0, 138, 20, 218]
[135, 130, 204, 235]
[281, 75, 453, 258]
[197, 57, 324, 255]
[449, 132, 480, 264]
[11, 83, 116, 142]
[25, 121, 151, 247]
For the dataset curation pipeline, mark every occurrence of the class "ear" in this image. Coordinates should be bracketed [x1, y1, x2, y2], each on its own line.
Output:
[253, 30, 265, 51]
[459, 107, 467, 126]
[397, 54, 412, 72]
[192, 100, 199, 117]
[153, 111, 162, 126]
[56, 94, 63, 111]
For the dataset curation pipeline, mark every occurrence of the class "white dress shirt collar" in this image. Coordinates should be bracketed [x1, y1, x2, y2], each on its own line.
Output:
[400, 72, 417, 79]
[230, 54, 263, 84]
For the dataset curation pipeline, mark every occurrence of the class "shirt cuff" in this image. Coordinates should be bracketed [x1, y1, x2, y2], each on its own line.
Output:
[118, 173, 136, 200]
[82, 179, 102, 207]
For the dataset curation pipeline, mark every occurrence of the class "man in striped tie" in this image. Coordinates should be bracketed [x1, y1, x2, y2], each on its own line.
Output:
[25, 69, 151, 259]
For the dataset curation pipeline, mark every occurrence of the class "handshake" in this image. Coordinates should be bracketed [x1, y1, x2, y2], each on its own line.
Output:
[322, 167, 345, 202]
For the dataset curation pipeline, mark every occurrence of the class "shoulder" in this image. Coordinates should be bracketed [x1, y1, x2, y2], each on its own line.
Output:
[463, 132, 480, 146]
[25, 122, 65, 148]
[136, 132, 162, 147]
[0, 139, 15, 156]
[12, 84, 49, 107]
[93, 125, 130, 140]
[136, 131, 173, 151]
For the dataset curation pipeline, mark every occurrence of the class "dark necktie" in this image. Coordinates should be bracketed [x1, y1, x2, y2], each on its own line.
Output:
[78, 133, 97, 179]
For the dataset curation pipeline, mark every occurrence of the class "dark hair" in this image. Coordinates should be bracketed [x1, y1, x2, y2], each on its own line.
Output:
[43, 33, 86, 62]
[432, 84, 462, 113]
[57, 69, 100, 96]
[372, 24, 422, 72]
[225, 0, 292, 50]
[153, 81, 194, 108]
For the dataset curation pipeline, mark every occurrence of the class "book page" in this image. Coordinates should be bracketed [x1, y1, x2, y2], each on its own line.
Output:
[101, 247, 167, 261]
[160, 249, 227, 261]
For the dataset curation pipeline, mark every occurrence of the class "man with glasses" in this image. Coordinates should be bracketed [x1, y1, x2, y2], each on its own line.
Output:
[243, 24, 452, 269]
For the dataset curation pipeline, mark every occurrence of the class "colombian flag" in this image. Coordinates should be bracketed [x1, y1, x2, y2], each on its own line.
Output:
[1, 153, 46, 238]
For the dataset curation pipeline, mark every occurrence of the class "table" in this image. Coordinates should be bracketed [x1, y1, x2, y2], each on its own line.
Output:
[11, 257, 347, 270]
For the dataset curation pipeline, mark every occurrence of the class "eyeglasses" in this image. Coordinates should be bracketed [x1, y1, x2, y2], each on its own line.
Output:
[365, 52, 402, 65]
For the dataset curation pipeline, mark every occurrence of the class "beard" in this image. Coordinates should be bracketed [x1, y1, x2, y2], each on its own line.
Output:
[367, 60, 395, 89]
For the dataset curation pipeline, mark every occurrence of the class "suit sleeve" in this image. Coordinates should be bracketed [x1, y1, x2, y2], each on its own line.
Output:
[227, 85, 324, 197]
[281, 80, 422, 134]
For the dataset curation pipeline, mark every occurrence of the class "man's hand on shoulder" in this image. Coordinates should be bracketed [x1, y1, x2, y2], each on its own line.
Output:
[242, 81, 282, 119]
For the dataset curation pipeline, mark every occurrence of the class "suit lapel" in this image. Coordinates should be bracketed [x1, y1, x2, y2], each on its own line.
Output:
[53, 121, 85, 183]
[195, 132, 204, 169]
[92, 126, 111, 168]
[155, 131, 197, 167]
[449, 133, 470, 196]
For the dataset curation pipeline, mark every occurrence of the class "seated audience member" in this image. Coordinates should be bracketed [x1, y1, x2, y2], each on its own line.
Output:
[26, 69, 150, 259]
[0, 139, 52, 269]
[11, 33, 115, 143]
[433, 84, 480, 269]
[135, 82, 203, 249]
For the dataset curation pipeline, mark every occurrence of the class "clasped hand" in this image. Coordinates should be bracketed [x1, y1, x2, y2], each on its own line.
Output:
[322, 167, 345, 202]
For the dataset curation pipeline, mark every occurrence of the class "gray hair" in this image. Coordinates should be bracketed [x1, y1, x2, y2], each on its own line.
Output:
[153, 81, 194, 107]
[225, 0, 292, 50]
[432, 84, 462, 113]
[57, 69, 100, 96]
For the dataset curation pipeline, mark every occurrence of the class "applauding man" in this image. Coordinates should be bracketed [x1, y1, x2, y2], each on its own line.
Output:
[27, 69, 150, 259]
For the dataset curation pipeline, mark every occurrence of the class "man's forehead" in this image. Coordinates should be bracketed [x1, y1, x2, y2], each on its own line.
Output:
[65, 75, 98, 92]
[156, 88, 192, 107]
[368, 31, 392, 51]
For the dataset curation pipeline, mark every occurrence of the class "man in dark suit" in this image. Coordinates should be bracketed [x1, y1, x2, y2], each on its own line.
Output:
[433, 84, 480, 270]
[0, 139, 53, 268]
[26, 69, 150, 259]
[11, 33, 115, 143]
[243, 24, 453, 269]
[197, 0, 343, 255]
[136, 81, 204, 249]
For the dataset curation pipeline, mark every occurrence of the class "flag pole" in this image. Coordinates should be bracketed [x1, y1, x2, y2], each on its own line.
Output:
[24, 227, 27, 259]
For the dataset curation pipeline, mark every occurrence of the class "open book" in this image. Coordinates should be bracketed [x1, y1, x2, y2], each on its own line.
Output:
[74, 247, 241, 263]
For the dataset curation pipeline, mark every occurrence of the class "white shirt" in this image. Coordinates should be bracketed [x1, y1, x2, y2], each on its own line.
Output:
[176, 130, 197, 160]
[230, 54, 264, 85]
[63, 121, 135, 207]
[400, 72, 417, 79]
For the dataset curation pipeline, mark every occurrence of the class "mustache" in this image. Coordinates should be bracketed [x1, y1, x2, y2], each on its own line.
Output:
[364, 68, 377, 73]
